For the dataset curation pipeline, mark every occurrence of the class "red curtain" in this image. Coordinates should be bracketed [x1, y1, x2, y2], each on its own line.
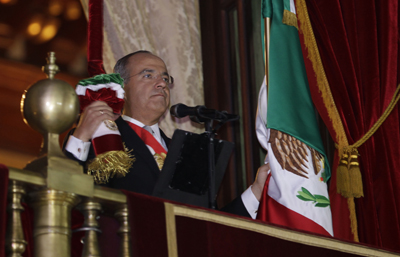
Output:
[87, 0, 105, 76]
[301, 0, 400, 251]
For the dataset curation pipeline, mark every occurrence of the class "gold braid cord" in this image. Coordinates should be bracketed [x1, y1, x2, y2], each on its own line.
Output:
[337, 85, 400, 198]
[87, 146, 135, 184]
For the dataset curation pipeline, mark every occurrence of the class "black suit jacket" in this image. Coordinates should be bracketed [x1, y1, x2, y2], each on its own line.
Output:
[107, 117, 171, 194]
[63, 117, 250, 217]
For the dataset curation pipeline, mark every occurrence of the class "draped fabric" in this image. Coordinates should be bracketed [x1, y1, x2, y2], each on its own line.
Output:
[297, 0, 400, 251]
[87, 0, 106, 76]
[80, 0, 205, 137]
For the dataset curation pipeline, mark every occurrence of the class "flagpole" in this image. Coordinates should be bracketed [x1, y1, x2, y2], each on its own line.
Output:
[264, 17, 271, 89]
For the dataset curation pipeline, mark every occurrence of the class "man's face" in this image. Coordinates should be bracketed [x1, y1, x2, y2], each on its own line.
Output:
[123, 53, 171, 123]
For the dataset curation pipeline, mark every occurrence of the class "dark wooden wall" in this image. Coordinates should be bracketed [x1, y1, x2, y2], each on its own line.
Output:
[0, 59, 81, 168]
[200, 0, 263, 206]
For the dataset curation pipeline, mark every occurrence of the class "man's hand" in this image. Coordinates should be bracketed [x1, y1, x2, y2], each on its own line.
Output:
[73, 101, 119, 142]
[251, 163, 271, 201]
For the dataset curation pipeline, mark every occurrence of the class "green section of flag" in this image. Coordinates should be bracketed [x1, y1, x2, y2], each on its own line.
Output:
[78, 73, 124, 88]
[262, 0, 330, 179]
[283, 0, 292, 13]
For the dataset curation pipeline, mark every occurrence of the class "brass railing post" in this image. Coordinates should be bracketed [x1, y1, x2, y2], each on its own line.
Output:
[30, 189, 80, 257]
[5, 181, 27, 257]
[77, 200, 102, 257]
[115, 204, 131, 257]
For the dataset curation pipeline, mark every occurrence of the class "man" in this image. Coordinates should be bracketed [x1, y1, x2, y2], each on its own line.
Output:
[64, 51, 268, 218]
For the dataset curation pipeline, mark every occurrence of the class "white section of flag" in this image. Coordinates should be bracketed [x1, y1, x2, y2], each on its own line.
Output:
[92, 121, 121, 140]
[76, 82, 125, 99]
[266, 141, 333, 235]
[255, 77, 269, 152]
[256, 77, 333, 236]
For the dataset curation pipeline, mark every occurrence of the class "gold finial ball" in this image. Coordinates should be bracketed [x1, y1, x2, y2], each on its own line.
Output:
[21, 78, 79, 134]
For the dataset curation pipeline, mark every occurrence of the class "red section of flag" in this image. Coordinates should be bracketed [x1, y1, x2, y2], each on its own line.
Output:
[92, 134, 125, 155]
[257, 173, 331, 236]
[78, 88, 124, 114]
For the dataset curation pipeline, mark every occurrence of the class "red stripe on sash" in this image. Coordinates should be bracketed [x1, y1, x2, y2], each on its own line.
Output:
[126, 122, 167, 155]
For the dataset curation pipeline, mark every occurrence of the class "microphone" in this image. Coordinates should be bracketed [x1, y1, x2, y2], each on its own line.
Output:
[170, 103, 239, 123]
[170, 104, 216, 119]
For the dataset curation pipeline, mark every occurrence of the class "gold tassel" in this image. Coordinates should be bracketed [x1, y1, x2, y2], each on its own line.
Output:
[348, 148, 364, 198]
[87, 150, 135, 184]
[282, 9, 299, 29]
[337, 150, 351, 198]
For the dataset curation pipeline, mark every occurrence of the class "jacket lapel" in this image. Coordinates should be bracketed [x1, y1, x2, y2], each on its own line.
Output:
[160, 129, 171, 147]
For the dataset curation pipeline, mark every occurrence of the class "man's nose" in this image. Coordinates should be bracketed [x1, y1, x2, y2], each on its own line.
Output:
[155, 78, 167, 89]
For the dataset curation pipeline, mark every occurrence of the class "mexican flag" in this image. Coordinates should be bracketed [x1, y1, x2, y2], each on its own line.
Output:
[256, 0, 333, 236]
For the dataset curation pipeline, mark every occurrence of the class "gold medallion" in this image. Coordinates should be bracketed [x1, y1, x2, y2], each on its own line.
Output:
[104, 120, 118, 131]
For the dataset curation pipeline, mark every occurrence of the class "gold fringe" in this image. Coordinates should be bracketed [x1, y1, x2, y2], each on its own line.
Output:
[295, 0, 348, 156]
[87, 150, 135, 184]
[282, 10, 298, 29]
[296, 0, 357, 241]
[348, 149, 363, 198]
[336, 151, 351, 197]
[347, 197, 359, 242]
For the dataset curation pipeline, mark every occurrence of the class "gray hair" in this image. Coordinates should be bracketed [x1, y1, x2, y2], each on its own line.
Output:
[113, 50, 152, 83]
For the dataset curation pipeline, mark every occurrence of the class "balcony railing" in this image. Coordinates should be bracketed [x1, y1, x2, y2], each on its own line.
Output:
[6, 166, 131, 257]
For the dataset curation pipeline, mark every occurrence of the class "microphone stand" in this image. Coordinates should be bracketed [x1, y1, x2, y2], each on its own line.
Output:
[171, 104, 240, 209]
[194, 110, 239, 210]
[204, 119, 217, 209]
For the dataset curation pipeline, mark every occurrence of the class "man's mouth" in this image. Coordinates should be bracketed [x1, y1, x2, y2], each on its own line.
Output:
[152, 91, 166, 98]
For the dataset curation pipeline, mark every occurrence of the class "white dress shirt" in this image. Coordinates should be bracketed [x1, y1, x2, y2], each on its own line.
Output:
[241, 186, 260, 219]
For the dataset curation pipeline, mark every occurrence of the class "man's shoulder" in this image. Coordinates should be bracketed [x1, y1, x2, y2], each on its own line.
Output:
[116, 117, 144, 145]
[116, 116, 135, 135]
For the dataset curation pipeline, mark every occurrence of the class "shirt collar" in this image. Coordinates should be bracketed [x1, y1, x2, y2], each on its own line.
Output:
[121, 115, 161, 138]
